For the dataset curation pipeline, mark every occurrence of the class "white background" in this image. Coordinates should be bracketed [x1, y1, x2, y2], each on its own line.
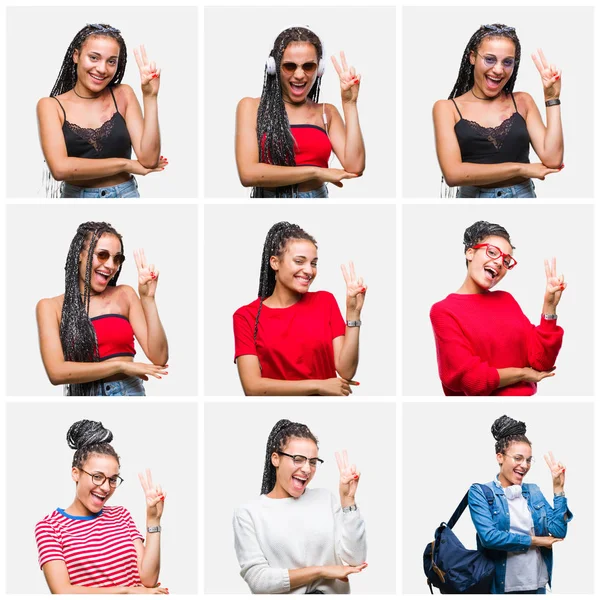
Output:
[6, 6, 198, 198]
[6, 204, 199, 396]
[204, 6, 396, 198]
[6, 402, 198, 594]
[204, 204, 397, 396]
[204, 401, 396, 594]
[402, 402, 594, 594]
[402, 6, 594, 198]
[402, 204, 594, 396]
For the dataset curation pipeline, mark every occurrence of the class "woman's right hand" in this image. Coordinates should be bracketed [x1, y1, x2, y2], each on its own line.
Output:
[531, 535, 563, 549]
[127, 158, 168, 176]
[321, 563, 368, 582]
[120, 361, 168, 381]
[319, 377, 355, 396]
[316, 168, 359, 188]
[521, 367, 555, 383]
[521, 162, 561, 181]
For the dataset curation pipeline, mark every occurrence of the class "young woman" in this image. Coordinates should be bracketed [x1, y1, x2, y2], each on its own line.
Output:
[37, 24, 167, 198]
[35, 419, 168, 594]
[36, 221, 168, 396]
[433, 24, 563, 198]
[235, 26, 365, 198]
[430, 221, 565, 396]
[233, 419, 367, 594]
[233, 221, 367, 396]
[468, 415, 572, 594]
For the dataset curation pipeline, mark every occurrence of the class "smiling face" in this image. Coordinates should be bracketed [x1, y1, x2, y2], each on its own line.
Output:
[497, 441, 532, 487]
[72, 453, 120, 515]
[79, 233, 123, 294]
[270, 239, 317, 295]
[465, 235, 514, 291]
[279, 42, 319, 104]
[470, 37, 516, 97]
[270, 437, 319, 498]
[73, 35, 120, 92]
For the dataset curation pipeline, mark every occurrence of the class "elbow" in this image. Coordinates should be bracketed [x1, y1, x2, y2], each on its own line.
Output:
[542, 158, 563, 169]
[48, 164, 66, 182]
[238, 170, 256, 188]
[442, 170, 461, 188]
[140, 574, 159, 588]
[47, 369, 66, 386]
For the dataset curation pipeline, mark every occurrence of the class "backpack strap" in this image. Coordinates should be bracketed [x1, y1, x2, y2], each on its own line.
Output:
[447, 483, 494, 529]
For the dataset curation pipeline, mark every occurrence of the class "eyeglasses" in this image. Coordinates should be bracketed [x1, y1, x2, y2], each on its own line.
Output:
[472, 243, 517, 270]
[503, 453, 535, 466]
[281, 61, 318, 75]
[476, 52, 515, 70]
[277, 451, 324, 468]
[79, 468, 124, 488]
[94, 250, 125, 267]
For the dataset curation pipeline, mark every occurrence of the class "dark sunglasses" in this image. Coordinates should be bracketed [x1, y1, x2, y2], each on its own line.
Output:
[95, 250, 125, 267]
[281, 61, 318, 75]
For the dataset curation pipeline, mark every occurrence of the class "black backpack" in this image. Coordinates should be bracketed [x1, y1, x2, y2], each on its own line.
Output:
[423, 484, 495, 594]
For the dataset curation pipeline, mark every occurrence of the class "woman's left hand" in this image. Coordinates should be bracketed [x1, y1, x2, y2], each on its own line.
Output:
[543, 257, 566, 311]
[335, 450, 360, 506]
[139, 469, 166, 521]
[134, 45, 161, 97]
[331, 51, 361, 104]
[341, 262, 367, 315]
[531, 48, 561, 101]
[543, 451, 565, 492]
[134, 249, 159, 298]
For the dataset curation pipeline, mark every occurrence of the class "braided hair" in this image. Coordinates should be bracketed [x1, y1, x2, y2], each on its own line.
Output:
[60, 222, 124, 396]
[463, 220, 514, 267]
[491, 415, 531, 455]
[67, 419, 120, 469]
[253, 26, 324, 198]
[448, 24, 521, 99]
[50, 24, 127, 96]
[253, 221, 317, 343]
[261, 419, 319, 495]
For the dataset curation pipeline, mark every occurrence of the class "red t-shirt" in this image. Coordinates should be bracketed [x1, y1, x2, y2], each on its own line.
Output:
[430, 291, 564, 396]
[233, 291, 346, 380]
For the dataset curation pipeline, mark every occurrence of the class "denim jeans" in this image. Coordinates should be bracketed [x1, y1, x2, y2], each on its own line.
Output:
[458, 180, 536, 198]
[92, 376, 146, 396]
[506, 589, 546, 594]
[260, 184, 328, 198]
[61, 177, 140, 198]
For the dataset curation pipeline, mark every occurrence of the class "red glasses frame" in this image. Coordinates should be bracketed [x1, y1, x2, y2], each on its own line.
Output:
[472, 243, 517, 270]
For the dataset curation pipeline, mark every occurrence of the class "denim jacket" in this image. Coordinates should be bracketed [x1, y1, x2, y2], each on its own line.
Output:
[468, 478, 573, 594]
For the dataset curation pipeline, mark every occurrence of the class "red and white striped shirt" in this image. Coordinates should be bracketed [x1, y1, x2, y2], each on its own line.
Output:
[35, 505, 143, 588]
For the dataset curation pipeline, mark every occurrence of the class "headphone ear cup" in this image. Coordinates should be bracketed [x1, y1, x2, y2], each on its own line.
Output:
[266, 56, 277, 76]
[317, 59, 325, 77]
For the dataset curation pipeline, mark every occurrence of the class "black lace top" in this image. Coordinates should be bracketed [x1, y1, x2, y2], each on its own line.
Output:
[451, 93, 530, 165]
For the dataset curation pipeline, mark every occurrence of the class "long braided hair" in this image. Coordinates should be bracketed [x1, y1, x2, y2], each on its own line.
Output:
[50, 24, 127, 97]
[253, 26, 324, 198]
[261, 419, 319, 495]
[60, 222, 124, 396]
[67, 419, 120, 468]
[253, 221, 317, 344]
[491, 415, 531, 455]
[448, 24, 521, 99]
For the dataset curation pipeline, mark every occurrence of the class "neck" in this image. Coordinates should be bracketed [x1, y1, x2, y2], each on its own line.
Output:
[456, 275, 485, 295]
[267, 482, 294, 499]
[65, 496, 96, 517]
[73, 82, 102, 100]
[267, 284, 303, 308]
[283, 97, 307, 106]
[470, 85, 503, 102]
[498, 472, 515, 488]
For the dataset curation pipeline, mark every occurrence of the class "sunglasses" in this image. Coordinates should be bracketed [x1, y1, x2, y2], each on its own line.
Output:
[94, 249, 125, 267]
[281, 61, 318, 75]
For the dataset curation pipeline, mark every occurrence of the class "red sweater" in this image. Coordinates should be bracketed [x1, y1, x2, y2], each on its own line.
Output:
[430, 291, 564, 396]
[233, 291, 346, 380]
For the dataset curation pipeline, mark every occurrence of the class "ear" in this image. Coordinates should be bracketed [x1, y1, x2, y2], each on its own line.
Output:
[72, 467, 80, 484]
[496, 452, 504, 466]
[73, 48, 80, 65]
[271, 452, 280, 468]
[465, 247, 475, 263]
[469, 50, 476, 66]
[269, 255, 280, 272]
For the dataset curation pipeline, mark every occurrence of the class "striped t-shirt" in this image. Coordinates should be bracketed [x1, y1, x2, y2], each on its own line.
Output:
[35, 505, 143, 588]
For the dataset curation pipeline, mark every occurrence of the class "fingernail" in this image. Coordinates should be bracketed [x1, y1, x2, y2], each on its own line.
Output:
[560, 284, 565, 290]
[354, 475, 359, 479]
[152, 74, 159, 79]
[354, 382, 360, 386]
[164, 372, 168, 375]
[361, 287, 366, 292]
[157, 376, 162, 379]
[160, 495, 165, 500]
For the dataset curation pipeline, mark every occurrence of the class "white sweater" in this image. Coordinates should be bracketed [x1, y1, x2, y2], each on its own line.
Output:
[233, 487, 367, 594]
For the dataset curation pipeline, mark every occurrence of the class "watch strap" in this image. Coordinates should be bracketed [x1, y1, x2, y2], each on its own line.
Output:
[147, 525, 162, 533]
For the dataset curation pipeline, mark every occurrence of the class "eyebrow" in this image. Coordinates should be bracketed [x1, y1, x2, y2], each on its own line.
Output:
[293, 255, 318, 260]
[483, 53, 515, 59]
[88, 51, 119, 59]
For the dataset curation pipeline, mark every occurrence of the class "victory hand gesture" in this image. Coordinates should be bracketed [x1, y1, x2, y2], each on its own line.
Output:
[331, 51, 361, 104]
[134, 248, 159, 298]
[138, 468, 166, 521]
[543, 451, 565, 492]
[134, 44, 161, 97]
[531, 48, 561, 101]
[335, 450, 360, 506]
[341, 261, 367, 315]
[543, 257, 566, 310]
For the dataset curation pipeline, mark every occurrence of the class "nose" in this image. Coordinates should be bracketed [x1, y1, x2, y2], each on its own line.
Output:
[98, 479, 111, 493]
[492, 61, 504, 75]
[105, 256, 117, 270]
[300, 462, 311, 475]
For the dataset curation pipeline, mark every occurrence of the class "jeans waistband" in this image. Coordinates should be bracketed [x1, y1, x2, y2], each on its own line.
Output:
[61, 177, 138, 198]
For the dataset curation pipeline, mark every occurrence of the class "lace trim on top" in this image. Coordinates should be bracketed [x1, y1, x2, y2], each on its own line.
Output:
[65, 112, 119, 153]
[460, 113, 518, 151]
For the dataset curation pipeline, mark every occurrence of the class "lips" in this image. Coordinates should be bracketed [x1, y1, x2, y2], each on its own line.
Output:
[290, 82, 308, 96]
[94, 269, 111, 285]
[89, 73, 107, 84]
[513, 468, 525, 480]
[295, 274, 312, 287]
[485, 75, 503, 90]
[291, 475, 308, 491]
[484, 266, 498, 281]
[90, 491, 108, 507]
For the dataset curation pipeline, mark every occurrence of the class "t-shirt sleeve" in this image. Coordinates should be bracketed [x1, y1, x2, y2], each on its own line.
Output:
[326, 293, 346, 339]
[233, 307, 258, 362]
[35, 519, 65, 569]
[123, 509, 144, 542]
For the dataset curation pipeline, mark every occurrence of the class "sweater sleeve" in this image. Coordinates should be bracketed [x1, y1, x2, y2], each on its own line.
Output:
[233, 507, 291, 594]
[430, 303, 500, 395]
[332, 493, 367, 565]
[525, 315, 564, 372]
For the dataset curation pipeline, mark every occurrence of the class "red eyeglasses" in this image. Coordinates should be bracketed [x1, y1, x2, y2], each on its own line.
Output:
[472, 243, 517, 270]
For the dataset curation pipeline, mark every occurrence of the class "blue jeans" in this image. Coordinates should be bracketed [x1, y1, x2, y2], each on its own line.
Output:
[61, 177, 140, 198]
[458, 180, 536, 198]
[260, 184, 328, 198]
[92, 376, 146, 396]
[506, 589, 546, 594]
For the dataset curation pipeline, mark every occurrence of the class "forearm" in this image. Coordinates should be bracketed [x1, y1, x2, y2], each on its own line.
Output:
[44, 360, 124, 386]
[49, 584, 130, 594]
[241, 376, 323, 396]
[443, 162, 527, 187]
[139, 518, 161, 587]
[538, 105, 563, 167]
[497, 367, 527, 389]
[238, 163, 319, 188]
[336, 312, 360, 380]
[288, 566, 325, 590]
[137, 96, 161, 167]
[140, 297, 168, 364]
[340, 102, 365, 173]
[49, 157, 131, 182]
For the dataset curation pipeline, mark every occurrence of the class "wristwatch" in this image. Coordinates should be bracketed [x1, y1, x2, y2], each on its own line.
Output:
[147, 526, 162, 533]
[554, 491, 566, 498]
[545, 98, 561, 107]
[543, 313, 558, 320]
[346, 320, 362, 327]
[342, 504, 358, 513]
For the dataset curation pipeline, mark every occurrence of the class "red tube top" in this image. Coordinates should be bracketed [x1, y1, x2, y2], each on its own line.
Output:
[290, 125, 331, 168]
[90, 314, 136, 361]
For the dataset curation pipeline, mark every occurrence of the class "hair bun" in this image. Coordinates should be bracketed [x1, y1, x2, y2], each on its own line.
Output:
[67, 419, 113, 450]
[491, 415, 526, 440]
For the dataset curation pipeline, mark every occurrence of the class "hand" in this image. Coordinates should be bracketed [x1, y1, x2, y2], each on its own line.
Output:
[531, 535, 563, 549]
[544, 451, 566, 491]
[128, 584, 169, 594]
[531, 48, 561, 101]
[318, 377, 356, 396]
[335, 449, 360, 504]
[331, 51, 361, 104]
[133, 45, 161, 97]
[120, 361, 168, 381]
[128, 157, 168, 176]
[316, 167, 359, 187]
[543, 257, 566, 311]
[321, 563, 367, 582]
[139, 468, 166, 521]
[134, 248, 159, 298]
[521, 366, 555, 383]
[521, 162, 560, 181]
[341, 261, 366, 315]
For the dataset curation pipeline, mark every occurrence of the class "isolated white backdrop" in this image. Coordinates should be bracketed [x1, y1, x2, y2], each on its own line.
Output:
[402, 6, 594, 198]
[6, 6, 198, 198]
[402, 204, 594, 396]
[204, 6, 396, 198]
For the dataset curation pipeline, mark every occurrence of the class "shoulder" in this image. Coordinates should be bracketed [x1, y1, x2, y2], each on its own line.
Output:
[491, 290, 518, 304]
[308, 290, 336, 304]
[234, 298, 261, 319]
[306, 487, 335, 503]
[103, 505, 132, 519]
[37, 96, 62, 119]
[116, 284, 137, 299]
[36, 295, 63, 318]
[35, 509, 61, 530]
[237, 96, 260, 114]
[512, 91, 534, 106]
[430, 295, 455, 317]
[112, 83, 135, 101]
[433, 98, 454, 114]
